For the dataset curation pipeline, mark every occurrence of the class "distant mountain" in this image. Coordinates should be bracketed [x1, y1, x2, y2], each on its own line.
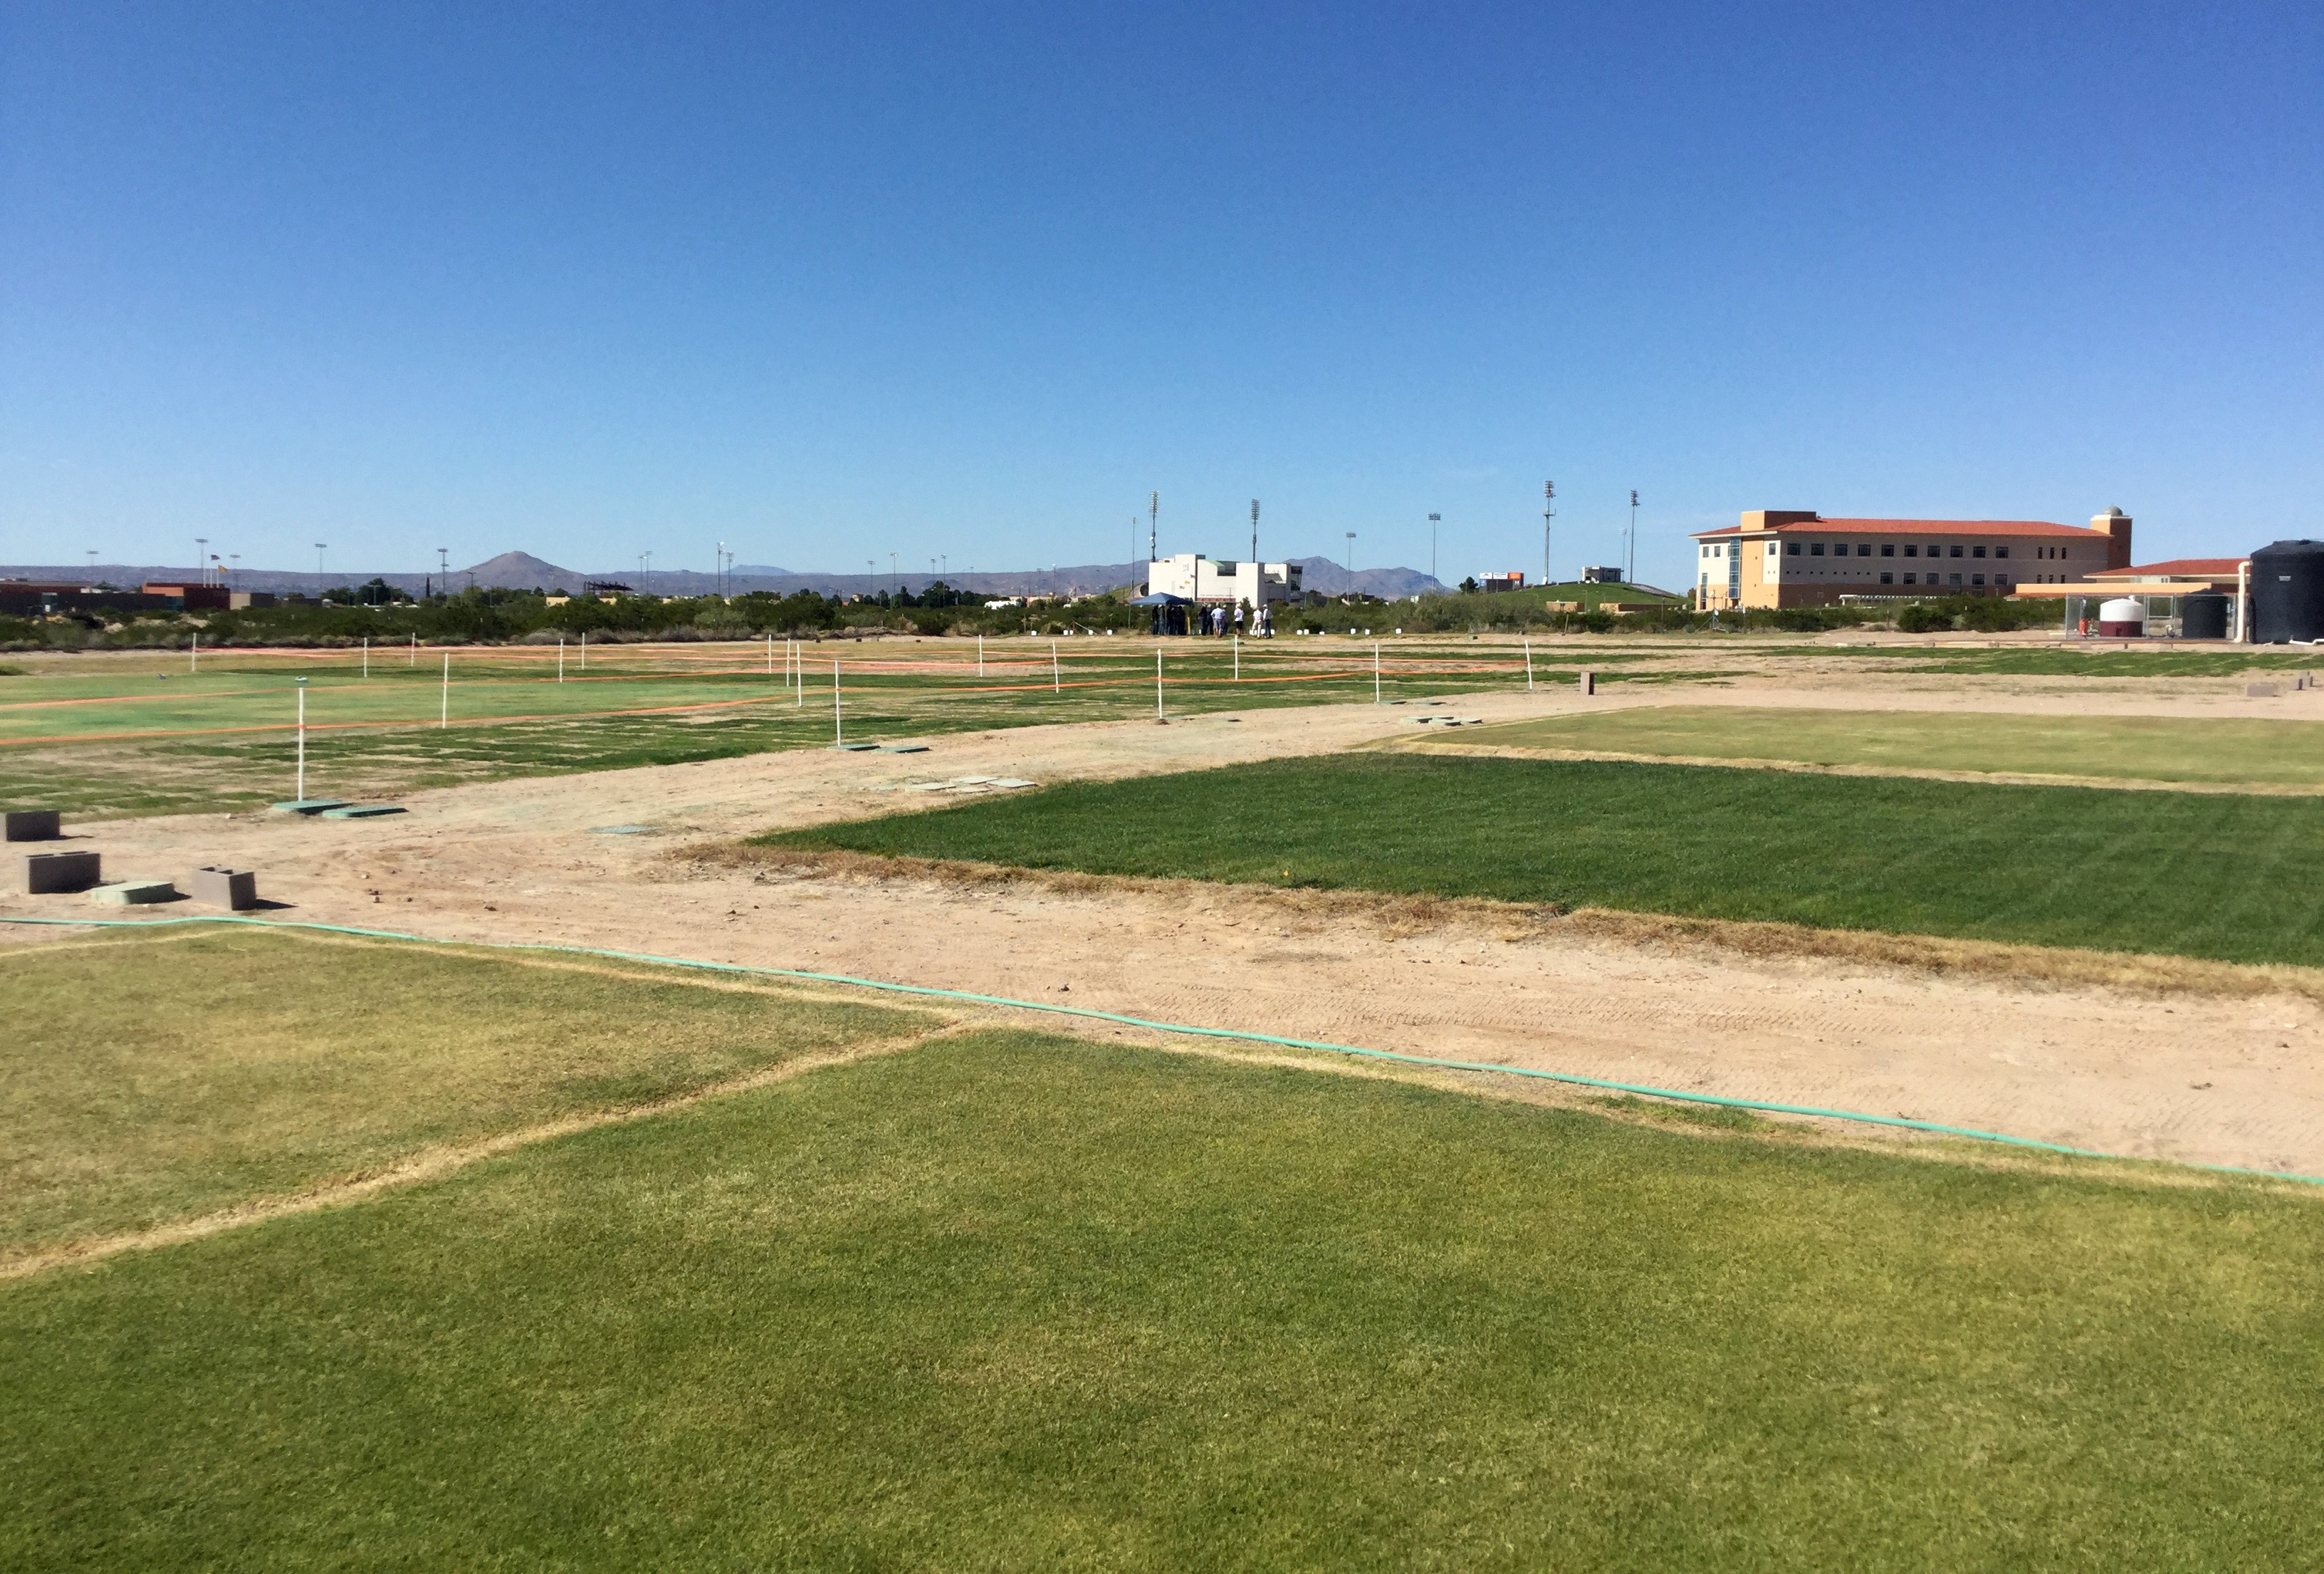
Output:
[461, 551, 582, 589]
[0, 552, 1446, 600]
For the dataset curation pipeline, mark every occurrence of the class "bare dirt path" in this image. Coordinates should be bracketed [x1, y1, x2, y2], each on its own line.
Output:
[9, 682, 2324, 1182]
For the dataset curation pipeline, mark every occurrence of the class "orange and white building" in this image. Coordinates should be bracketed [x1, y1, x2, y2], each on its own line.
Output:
[1690, 509, 2135, 610]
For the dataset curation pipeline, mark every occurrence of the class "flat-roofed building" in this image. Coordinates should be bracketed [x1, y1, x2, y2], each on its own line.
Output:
[1144, 554, 1302, 608]
[1690, 509, 2133, 610]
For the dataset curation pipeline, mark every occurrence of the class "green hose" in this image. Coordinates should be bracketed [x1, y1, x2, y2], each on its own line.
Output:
[6, 913, 2316, 1187]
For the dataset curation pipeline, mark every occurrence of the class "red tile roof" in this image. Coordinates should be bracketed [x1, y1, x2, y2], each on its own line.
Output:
[1693, 517, 2100, 540]
[2090, 558, 2242, 578]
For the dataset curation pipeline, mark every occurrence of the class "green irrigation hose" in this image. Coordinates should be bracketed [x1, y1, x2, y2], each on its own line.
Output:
[8, 912, 2318, 1188]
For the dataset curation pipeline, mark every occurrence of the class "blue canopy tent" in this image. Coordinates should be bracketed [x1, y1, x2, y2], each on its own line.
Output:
[1128, 591, 1193, 636]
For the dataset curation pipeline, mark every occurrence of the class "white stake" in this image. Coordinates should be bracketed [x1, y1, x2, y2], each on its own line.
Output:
[1232, 631, 1239, 681]
[409, 632, 416, 666]
[295, 681, 307, 801]
[795, 640, 803, 707]
[1524, 637, 1534, 693]
[833, 660, 843, 745]
[1052, 641, 1059, 693]
[440, 652, 449, 728]
[1374, 641, 1382, 703]
[190, 632, 199, 673]
[362, 635, 368, 677]
[1156, 647, 1164, 719]
[766, 635, 773, 675]
[558, 637, 565, 682]
[978, 634, 985, 677]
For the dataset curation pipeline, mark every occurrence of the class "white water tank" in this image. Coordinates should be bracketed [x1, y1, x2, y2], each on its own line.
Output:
[2097, 597, 2145, 637]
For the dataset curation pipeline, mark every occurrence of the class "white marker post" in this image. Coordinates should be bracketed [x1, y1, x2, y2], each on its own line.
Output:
[558, 637, 565, 682]
[833, 660, 843, 746]
[579, 631, 587, 671]
[440, 652, 449, 728]
[362, 636, 368, 678]
[1052, 642, 1060, 694]
[795, 641, 803, 707]
[1156, 647, 1164, 719]
[294, 679, 308, 801]
[1232, 632, 1240, 681]
[409, 632, 416, 666]
[1374, 641, 1383, 703]
[766, 635, 773, 676]
[190, 632, 199, 673]
[978, 635, 985, 677]
[1524, 637, 1534, 693]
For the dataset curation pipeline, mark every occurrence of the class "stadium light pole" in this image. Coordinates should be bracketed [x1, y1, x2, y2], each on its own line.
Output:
[1345, 531, 1356, 583]
[1428, 514, 1440, 585]
[1542, 481, 1556, 588]
[1149, 491, 1159, 562]
[85, 548, 98, 580]
[315, 543, 327, 585]
[194, 537, 207, 585]
[228, 553, 239, 588]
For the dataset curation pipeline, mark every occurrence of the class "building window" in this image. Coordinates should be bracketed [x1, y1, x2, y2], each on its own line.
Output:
[1949, 545, 1964, 558]
[1973, 546, 1987, 559]
[1949, 572, 1962, 586]
[1811, 543, 1825, 556]
[1880, 572, 1894, 585]
[1972, 573, 1986, 586]
[1904, 545, 1917, 558]
[1880, 544, 1895, 557]
[1853, 544, 1867, 556]
[1903, 573, 1916, 585]
[1994, 546, 2008, 558]
[1787, 541, 1801, 555]
[1995, 574, 2009, 586]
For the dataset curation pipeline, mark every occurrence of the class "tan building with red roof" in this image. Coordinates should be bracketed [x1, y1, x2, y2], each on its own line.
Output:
[1690, 509, 2134, 610]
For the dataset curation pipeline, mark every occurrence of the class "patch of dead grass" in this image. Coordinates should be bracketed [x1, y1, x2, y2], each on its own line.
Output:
[685, 840, 2324, 1006]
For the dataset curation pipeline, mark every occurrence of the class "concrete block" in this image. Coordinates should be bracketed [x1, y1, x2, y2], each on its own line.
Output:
[21, 850, 100, 894]
[1579, 670, 1596, 696]
[318, 803, 406, 819]
[4, 810, 61, 841]
[2249, 682, 2281, 698]
[271, 798, 351, 815]
[190, 865, 258, 910]
[91, 879, 175, 905]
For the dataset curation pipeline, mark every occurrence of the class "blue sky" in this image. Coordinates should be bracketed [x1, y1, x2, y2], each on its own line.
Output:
[3, 1, 2318, 586]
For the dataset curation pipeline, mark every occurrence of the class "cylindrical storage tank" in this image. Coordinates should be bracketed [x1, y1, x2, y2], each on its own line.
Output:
[2179, 590, 2231, 640]
[2096, 598, 2145, 637]
[2251, 541, 2324, 644]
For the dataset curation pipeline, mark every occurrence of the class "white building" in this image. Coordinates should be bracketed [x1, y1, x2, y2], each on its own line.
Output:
[1145, 554, 1302, 606]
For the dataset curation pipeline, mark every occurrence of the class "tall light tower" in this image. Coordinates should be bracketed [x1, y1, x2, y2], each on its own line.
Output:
[194, 537, 208, 585]
[1148, 491, 1159, 561]
[1345, 531, 1357, 583]
[1628, 490, 1640, 584]
[1250, 499, 1260, 566]
[1428, 514, 1440, 584]
[1542, 481, 1556, 587]
[228, 553, 239, 588]
[437, 548, 449, 595]
[315, 542, 328, 583]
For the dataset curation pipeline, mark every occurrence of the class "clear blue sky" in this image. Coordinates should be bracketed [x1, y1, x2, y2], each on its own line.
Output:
[4, 1, 2318, 586]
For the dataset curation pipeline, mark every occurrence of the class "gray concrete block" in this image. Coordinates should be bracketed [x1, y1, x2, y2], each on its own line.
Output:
[1579, 670, 1596, 696]
[21, 850, 100, 894]
[271, 798, 351, 815]
[318, 803, 405, 819]
[91, 879, 175, 905]
[190, 865, 258, 910]
[4, 810, 61, 841]
[2249, 682, 2281, 698]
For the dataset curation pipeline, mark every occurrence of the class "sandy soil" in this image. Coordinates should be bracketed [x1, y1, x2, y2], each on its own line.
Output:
[9, 675, 2324, 1182]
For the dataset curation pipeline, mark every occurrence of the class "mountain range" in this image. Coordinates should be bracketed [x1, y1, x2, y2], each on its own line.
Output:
[2, 551, 1448, 600]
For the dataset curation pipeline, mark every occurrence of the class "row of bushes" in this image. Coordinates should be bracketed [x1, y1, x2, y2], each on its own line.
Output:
[0, 584, 2076, 652]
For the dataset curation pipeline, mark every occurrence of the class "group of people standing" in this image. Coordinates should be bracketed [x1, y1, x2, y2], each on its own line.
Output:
[1151, 599, 1276, 637]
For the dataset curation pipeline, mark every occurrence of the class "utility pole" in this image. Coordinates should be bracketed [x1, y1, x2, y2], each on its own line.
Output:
[437, 548, 449, 594]
[1542, 481, 1556, 587]
[1149, 491, 1159, 562]
[1345, 531, 1356, 584]
[1428, 514, 1440, 584]
[1250, 499, 1260, 566]
[1628, 490, 1640, 584]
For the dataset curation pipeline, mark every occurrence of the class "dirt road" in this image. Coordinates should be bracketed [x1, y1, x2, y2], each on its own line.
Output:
[9, 682, 2323, 1182]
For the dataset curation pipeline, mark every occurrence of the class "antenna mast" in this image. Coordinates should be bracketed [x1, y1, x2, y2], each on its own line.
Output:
[1149, 491, 1158, 561]
[1250, 499, 1259, 565]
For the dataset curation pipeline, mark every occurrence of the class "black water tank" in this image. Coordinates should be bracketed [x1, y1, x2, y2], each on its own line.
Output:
[2179, 590, 2230, 640]
[2251, 541, 2324, 643]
